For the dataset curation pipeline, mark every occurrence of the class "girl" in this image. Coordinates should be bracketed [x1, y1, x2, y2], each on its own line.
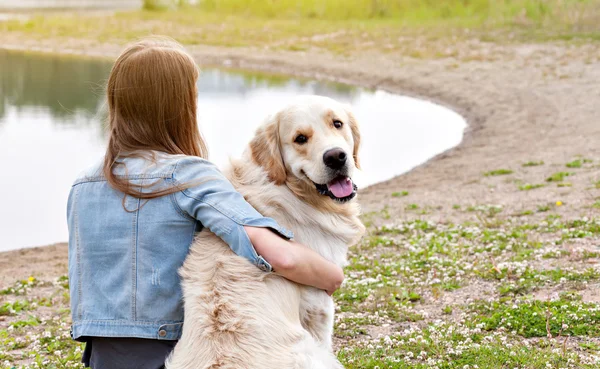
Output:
[67, 37, 344, 369]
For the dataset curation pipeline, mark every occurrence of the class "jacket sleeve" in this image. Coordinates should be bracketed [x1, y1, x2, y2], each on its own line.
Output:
[172, 157, 293, 272]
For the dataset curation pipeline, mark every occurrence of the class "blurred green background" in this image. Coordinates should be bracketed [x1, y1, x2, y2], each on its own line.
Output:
[1, 0, 598, 57]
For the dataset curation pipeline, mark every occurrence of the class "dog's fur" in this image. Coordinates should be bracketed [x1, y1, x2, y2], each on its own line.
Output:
[166, 96, 365, 369]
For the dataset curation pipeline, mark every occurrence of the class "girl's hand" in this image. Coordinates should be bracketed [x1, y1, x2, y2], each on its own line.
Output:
[325, 267, 344, 296]
[244, 226, 344, 294]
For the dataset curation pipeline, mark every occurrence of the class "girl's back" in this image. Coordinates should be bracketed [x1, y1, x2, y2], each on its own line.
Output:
[69, 152, 288, 341]
[68, 36, 343, 369]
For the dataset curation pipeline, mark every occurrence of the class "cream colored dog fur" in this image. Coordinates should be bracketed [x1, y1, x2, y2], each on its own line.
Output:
[166, 95, 365, 369]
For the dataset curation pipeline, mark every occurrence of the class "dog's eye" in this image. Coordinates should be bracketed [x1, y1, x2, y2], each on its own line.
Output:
[333, 120, 343, 129]
[294, 135, 308, 144]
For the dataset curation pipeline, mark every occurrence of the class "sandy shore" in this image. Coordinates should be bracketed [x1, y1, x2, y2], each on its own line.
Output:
[1, 37, 599, 283]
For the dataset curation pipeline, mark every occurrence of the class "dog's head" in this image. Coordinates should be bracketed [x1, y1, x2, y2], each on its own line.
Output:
[250, 95, 361, 204]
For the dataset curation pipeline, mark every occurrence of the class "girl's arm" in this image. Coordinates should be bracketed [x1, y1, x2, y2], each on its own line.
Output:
[173, 158, 343, 295]
[245, 226, 344, 295]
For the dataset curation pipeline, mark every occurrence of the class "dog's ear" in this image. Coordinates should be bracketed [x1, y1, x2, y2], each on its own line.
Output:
[346, 110, 361, 169]
[249, 113, 287, 185]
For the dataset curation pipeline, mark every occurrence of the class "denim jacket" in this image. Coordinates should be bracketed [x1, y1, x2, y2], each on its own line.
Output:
[67, 153, 293, 341]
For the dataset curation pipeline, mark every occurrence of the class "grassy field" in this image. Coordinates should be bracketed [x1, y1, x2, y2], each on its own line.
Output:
[188, 0, 599, 27]
[0, 0, 599, 58]
[2, 195, 600, 367]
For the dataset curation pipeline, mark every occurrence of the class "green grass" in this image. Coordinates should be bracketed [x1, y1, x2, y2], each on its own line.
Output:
[10, 316, 40, 329]
[1, 0, 600, 57]
[566, 159, 584, 168]
[519, 183, 545, 191]
[522, 160, 544, 167]
[0, 276, 85, 368]
[338, 322, 594, 368]
[484, 169, 513, 177]
[0, 278, 38, 296]
[467, 204, 503, 217]
[4, 208, 600, 367]
[195, 0, 600, 26]
[496, 267, 600, 295]
[0, 300, 31, 316]
[143, 0, 167, 11]
[392, 190, 409, 197]
[546, 171, 573, 182]
[538, 205, 551, 212]
[351, 216, 600, 299]
[566, 158, 593, 168]
[471, 293, 600, 338]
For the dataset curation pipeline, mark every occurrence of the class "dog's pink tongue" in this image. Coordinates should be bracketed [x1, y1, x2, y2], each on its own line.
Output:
[328, 177, 353, 198]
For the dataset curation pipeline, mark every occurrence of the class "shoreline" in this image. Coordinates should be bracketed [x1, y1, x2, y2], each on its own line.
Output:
[0, 40, 478, 255]
[0, 34, 600, 247]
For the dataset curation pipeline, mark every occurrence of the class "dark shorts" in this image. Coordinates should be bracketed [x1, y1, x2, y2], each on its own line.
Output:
[82, 337, 177, 369]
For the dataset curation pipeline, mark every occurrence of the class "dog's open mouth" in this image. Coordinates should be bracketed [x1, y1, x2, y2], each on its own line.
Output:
[314, 176, 357, 202]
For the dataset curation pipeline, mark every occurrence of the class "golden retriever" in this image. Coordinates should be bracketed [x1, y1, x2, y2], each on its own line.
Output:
[166, 95, 365, 369]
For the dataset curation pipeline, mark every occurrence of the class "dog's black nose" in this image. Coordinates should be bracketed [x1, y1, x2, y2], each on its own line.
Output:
[323, 148, 347, 170]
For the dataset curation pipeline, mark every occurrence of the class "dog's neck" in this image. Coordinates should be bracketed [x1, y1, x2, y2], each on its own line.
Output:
[224, 154, 365, 267]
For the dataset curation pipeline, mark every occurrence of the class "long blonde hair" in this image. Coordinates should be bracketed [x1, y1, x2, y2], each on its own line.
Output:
[103, 36, 208, 199]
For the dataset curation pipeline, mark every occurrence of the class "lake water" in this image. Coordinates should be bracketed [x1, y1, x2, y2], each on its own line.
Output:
[0, 50, 466, 251]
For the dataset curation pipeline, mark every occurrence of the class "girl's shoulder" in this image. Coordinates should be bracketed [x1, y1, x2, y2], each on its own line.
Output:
[72, 152, 220, 186]
[170, 154, 228, 186]
[72, 159, 104, 185]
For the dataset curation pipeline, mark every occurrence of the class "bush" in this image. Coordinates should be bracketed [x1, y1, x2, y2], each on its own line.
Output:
[143, 0, 190, 11]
